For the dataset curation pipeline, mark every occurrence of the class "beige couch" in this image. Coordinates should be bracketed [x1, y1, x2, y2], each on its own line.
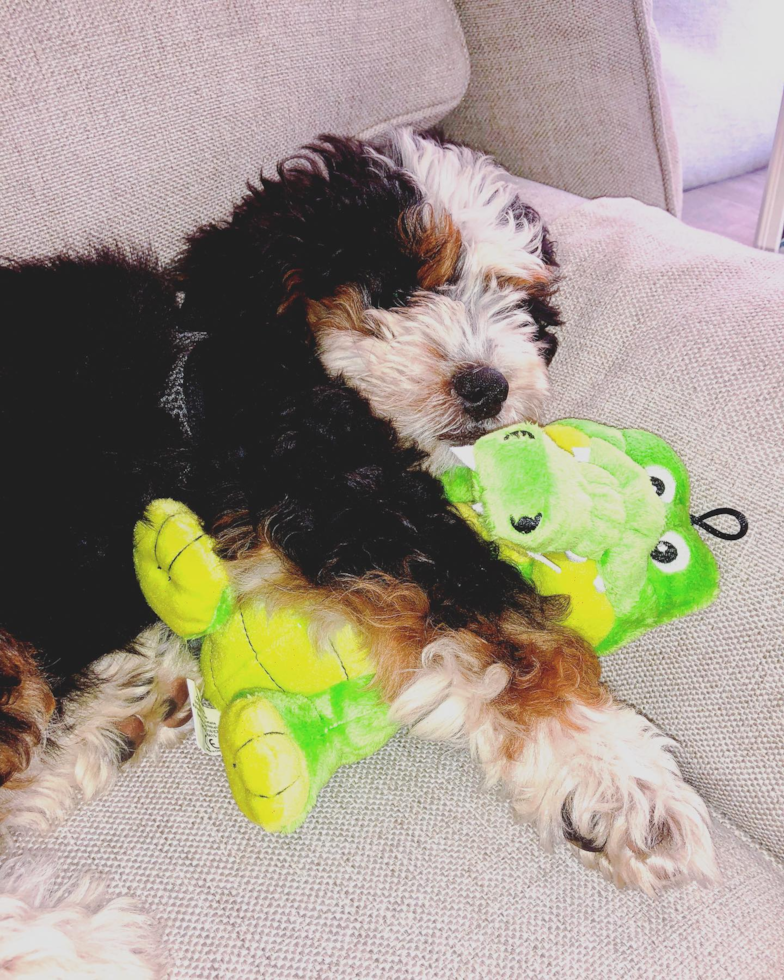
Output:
[2, 1, 782, 977]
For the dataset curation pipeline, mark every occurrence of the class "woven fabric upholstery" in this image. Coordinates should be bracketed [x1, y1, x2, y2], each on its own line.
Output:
[22, 733, 784, 979]
[506, 175, 585, 225]
[0, 0, 468, 262]
[442, 0, 683, 215]
[543, 197, 784, 858]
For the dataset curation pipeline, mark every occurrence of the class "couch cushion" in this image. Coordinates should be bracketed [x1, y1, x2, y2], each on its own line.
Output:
[0, 0, 468, 261]
[544, 197, 784, 857]
[506, 175, 586, 225]
[20, 733, 784, 979]
[443, 0, 683, 215]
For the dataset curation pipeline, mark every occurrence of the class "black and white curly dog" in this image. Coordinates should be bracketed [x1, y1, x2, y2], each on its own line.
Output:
[0, 131, 716, 906]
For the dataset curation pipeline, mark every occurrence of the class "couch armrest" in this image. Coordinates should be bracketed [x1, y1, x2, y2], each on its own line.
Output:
[443, 0, 683, 216]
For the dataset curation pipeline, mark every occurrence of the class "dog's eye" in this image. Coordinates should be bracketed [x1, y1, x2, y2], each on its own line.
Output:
[369, 287, 409, 310]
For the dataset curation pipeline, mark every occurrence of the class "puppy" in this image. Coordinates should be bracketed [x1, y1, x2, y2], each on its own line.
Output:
[0, 129, 716, 896]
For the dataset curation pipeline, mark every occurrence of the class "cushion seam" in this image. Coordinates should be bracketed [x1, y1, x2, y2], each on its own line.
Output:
[631, 0, 680, 216]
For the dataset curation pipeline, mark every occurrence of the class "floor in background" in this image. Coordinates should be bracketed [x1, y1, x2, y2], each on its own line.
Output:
[682, 168, 770, 248]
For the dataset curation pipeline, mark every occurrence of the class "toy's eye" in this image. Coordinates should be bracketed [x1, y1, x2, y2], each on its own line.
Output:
[510, 512, 542, 534]
[646, 465, 676, 503]
[650, 530, 690, 573]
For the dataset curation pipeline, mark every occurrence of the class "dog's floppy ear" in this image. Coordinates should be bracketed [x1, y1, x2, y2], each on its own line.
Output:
[529, 221, 561, 365]
[176, 135, 420, 345]
[174, 135, 423, 447]
[490, 200, 562, 366]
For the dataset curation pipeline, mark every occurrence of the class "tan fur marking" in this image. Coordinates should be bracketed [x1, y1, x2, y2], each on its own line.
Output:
[306, 284, 372, 335]
[0, 631, 54, 785]
[399, 205, 462, 289]
[492, 269, 560, 301]
[277, 268, 306, 314]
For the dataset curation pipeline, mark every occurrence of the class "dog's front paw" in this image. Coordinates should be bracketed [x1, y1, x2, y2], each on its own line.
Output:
[562, 762, 718, 895]
[133, 498, 233, 639]
[516, 701, 718, 895]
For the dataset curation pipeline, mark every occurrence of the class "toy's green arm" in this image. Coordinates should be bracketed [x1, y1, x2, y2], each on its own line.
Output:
[133, 499, 234, 639]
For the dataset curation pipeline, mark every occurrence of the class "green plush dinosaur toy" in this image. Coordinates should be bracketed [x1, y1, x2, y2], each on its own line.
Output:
[133, 420, 730, 831]
[442, 418, 721, 653]
[133, 499, 398, 833]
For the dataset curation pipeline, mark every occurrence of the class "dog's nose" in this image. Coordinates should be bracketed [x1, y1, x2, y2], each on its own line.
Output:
[452, 367, 509, 421]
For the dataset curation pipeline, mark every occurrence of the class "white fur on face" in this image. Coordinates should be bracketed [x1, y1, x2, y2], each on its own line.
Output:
[318, 130, 556, 473]
[316, 284, 550, 474]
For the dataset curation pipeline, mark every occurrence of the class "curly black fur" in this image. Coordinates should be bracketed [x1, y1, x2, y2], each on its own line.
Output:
[180, 135, 425, 329]
[0, 250, 183, 679]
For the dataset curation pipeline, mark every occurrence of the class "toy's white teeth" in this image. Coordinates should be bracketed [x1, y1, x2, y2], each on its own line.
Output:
[471, 502, 484, 515]
[527, 552, 561, 573]
[572, 446, 591, 462]
[565, 551, 587, 563]
[451, 445, 477, 470]
[593, 574, 606, 593]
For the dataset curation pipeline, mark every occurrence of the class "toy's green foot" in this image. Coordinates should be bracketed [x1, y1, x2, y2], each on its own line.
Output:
[220, 695, 311, 833]
[133, 499, 233, 639]
[219, 679, 398, 833]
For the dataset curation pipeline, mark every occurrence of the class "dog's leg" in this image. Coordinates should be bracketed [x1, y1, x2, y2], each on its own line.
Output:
[0, 623, 198, 837]
[391, 629, 718, 895]
[0, 854, 163, 978]
[0, 631, 55, 788]
[228, 539, 716, 894]
[203, 380, 716, 893]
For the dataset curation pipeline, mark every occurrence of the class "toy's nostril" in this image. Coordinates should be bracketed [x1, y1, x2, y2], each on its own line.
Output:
[510, 513, 542, 534]
[453, 367, 509, 421]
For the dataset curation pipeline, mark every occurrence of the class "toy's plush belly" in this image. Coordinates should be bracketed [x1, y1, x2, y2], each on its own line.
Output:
[202, 604, 373, 709]
[133, 498, 375, 708]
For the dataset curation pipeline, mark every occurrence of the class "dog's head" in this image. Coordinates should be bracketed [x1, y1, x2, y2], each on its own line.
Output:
[183, 130, 560, 473]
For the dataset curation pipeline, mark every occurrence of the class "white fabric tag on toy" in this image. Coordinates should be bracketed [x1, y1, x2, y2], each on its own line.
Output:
[186, 679, 221, 755]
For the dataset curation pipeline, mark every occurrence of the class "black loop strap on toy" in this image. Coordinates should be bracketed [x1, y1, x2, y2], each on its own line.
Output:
[690, 508, 749, 541]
